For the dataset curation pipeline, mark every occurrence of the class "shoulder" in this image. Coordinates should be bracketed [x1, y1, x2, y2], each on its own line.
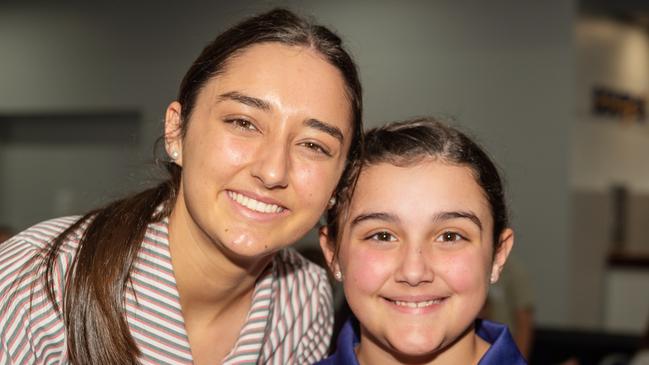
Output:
[476, 319, 527, 364]
[274, 247, 330, 286]
[0, 214, 84, 286]
[0, 215, 82, 273]
[0, 216, 85, 311]
[0, 217, 79, 362]
[259, 248, 334, 363]
[315, 317, 360, 365]
[2, 216, 84, 254]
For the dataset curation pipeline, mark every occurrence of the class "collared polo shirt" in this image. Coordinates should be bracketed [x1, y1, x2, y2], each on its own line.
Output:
[317, 317, 527, 365]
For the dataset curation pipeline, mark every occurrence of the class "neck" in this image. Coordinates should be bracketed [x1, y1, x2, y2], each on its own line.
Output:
[167, 195, 273, 324]
[357, 324, 489, 365]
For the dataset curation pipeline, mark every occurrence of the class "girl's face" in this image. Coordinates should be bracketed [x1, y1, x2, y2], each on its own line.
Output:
[167, 43, 353, 263]
[321, 160, 513, 362]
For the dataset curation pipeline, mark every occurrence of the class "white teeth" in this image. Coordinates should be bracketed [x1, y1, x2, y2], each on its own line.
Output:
[393, 299, 443, 308]
[227, 191, 284, 214]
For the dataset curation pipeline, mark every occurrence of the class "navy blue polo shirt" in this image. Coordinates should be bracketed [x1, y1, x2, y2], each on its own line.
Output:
[316, 317, 527, 365]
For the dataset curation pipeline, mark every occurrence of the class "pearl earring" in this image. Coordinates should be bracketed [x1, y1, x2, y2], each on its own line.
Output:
[490, 274, 497, 284]
[334, 270, 342, 281]
[328, 197, 336, 209]
[170, 150, 179, 160]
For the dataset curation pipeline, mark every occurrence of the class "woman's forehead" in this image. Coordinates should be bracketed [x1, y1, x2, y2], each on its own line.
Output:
[197, 43, 354, 134]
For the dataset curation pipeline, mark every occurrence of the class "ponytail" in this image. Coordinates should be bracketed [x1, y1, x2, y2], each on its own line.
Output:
[41, 163, 180, 364]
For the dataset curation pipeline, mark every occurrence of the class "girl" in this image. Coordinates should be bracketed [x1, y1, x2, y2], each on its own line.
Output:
[318, 118, 526, 364]
[0, 8, 363, 365]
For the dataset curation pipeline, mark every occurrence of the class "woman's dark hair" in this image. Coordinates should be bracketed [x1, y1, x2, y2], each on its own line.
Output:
[40, 8, 363, 364]
[326, 117, 508, 257]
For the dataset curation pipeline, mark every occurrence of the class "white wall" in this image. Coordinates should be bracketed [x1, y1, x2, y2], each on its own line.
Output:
[569, 15, 649, 331]
[0, 0, 576, 327]
[573, 16, 649, 193]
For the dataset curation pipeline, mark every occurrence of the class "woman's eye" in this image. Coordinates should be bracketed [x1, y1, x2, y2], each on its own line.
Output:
[301, 141, 331, 156]
[436, 231, 465, 243]
[368, 231, 396, 242]
[225, 118, 258, 132]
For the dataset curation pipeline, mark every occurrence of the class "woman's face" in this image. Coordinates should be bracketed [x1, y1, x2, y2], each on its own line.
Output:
[322, 160, 512, 362]
[167, 43, 353, 263]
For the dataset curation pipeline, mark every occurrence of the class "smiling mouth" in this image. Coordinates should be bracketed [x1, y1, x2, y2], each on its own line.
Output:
[227, 191, 285, 214]
[387, 298, 447, 309]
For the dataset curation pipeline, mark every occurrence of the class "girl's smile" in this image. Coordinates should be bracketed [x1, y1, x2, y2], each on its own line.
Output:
[322, 159, 513, 362]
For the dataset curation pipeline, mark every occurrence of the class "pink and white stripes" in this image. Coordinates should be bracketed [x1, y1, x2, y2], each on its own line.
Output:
[0, 216, 333, 364]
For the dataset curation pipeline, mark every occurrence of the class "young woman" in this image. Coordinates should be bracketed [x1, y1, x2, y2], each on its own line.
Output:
[0, 8, 363, 365]
[318, 118, 526, 364]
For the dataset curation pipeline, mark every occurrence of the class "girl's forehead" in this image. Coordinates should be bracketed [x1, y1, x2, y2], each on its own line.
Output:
[348, 161, 493, 225]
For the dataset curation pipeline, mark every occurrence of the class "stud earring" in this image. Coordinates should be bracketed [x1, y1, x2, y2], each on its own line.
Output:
[328, 197, 336, 209]
[170, 150, 179, 160]
[334, 270, 343, 281]
[490, 273, 497, 284]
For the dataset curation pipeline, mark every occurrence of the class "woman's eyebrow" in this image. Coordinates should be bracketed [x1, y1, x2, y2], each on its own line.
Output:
[350, 212, 399, 228]
[217, 91, 344, 142]
[433, 211, 483, 231]
[218, 91, 272, 111]
[304, 118, 344, 143]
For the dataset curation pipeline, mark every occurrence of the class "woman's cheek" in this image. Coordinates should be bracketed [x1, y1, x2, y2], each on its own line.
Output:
[294, 162, 339, 203]
[222, 138, 252, 166]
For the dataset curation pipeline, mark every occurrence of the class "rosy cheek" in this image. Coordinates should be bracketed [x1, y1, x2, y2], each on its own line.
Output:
[345, 247, 392, 294]
[437, 252, 487, 294]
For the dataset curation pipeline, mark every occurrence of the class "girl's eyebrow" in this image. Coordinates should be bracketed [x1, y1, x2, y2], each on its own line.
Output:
[350, 211, 482, 231]
[350, 212, 399, 228]
[433, 211, 482, 231]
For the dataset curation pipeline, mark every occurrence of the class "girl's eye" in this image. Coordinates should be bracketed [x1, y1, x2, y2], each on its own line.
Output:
[367, 231, 397, 242]
[436, 231, 465, 243]
[225, 118, 258, 132]
[300, 141, 331, 157]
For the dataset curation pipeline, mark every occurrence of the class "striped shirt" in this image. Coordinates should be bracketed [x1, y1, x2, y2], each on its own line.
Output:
[0, 216, 333, 364]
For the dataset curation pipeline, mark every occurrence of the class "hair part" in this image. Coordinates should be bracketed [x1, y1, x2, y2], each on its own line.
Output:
[40, 8, 362, 364]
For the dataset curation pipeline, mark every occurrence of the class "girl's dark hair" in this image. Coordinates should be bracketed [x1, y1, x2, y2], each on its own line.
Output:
[40, 8, 363, 364]
[326, 117, 508, 256]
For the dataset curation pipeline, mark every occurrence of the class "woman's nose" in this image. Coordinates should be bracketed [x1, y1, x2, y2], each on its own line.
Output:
[250, 139, 290, 189]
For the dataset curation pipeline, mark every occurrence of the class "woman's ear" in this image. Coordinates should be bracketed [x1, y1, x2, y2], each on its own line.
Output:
[165, 101, 184, 166]
[319, 226, 341, 281]
[490, 228, 514, 284]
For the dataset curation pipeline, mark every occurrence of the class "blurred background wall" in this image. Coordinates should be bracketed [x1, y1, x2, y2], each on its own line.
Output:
[1, 0, 648, 343]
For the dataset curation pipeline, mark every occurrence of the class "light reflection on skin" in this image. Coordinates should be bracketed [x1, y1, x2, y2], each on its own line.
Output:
[231, 233, 255, 248]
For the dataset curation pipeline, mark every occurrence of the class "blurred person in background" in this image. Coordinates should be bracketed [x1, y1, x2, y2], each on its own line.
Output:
[482, 254, 535, 359]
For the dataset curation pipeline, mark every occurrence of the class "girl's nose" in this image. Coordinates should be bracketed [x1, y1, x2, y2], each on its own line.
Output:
[394, 242, 434, 286]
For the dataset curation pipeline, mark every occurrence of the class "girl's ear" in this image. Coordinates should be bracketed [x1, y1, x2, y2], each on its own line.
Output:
[165, 101, 184, 166]
[319, 226, 341, 281]
[490, 228, 514, 284]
